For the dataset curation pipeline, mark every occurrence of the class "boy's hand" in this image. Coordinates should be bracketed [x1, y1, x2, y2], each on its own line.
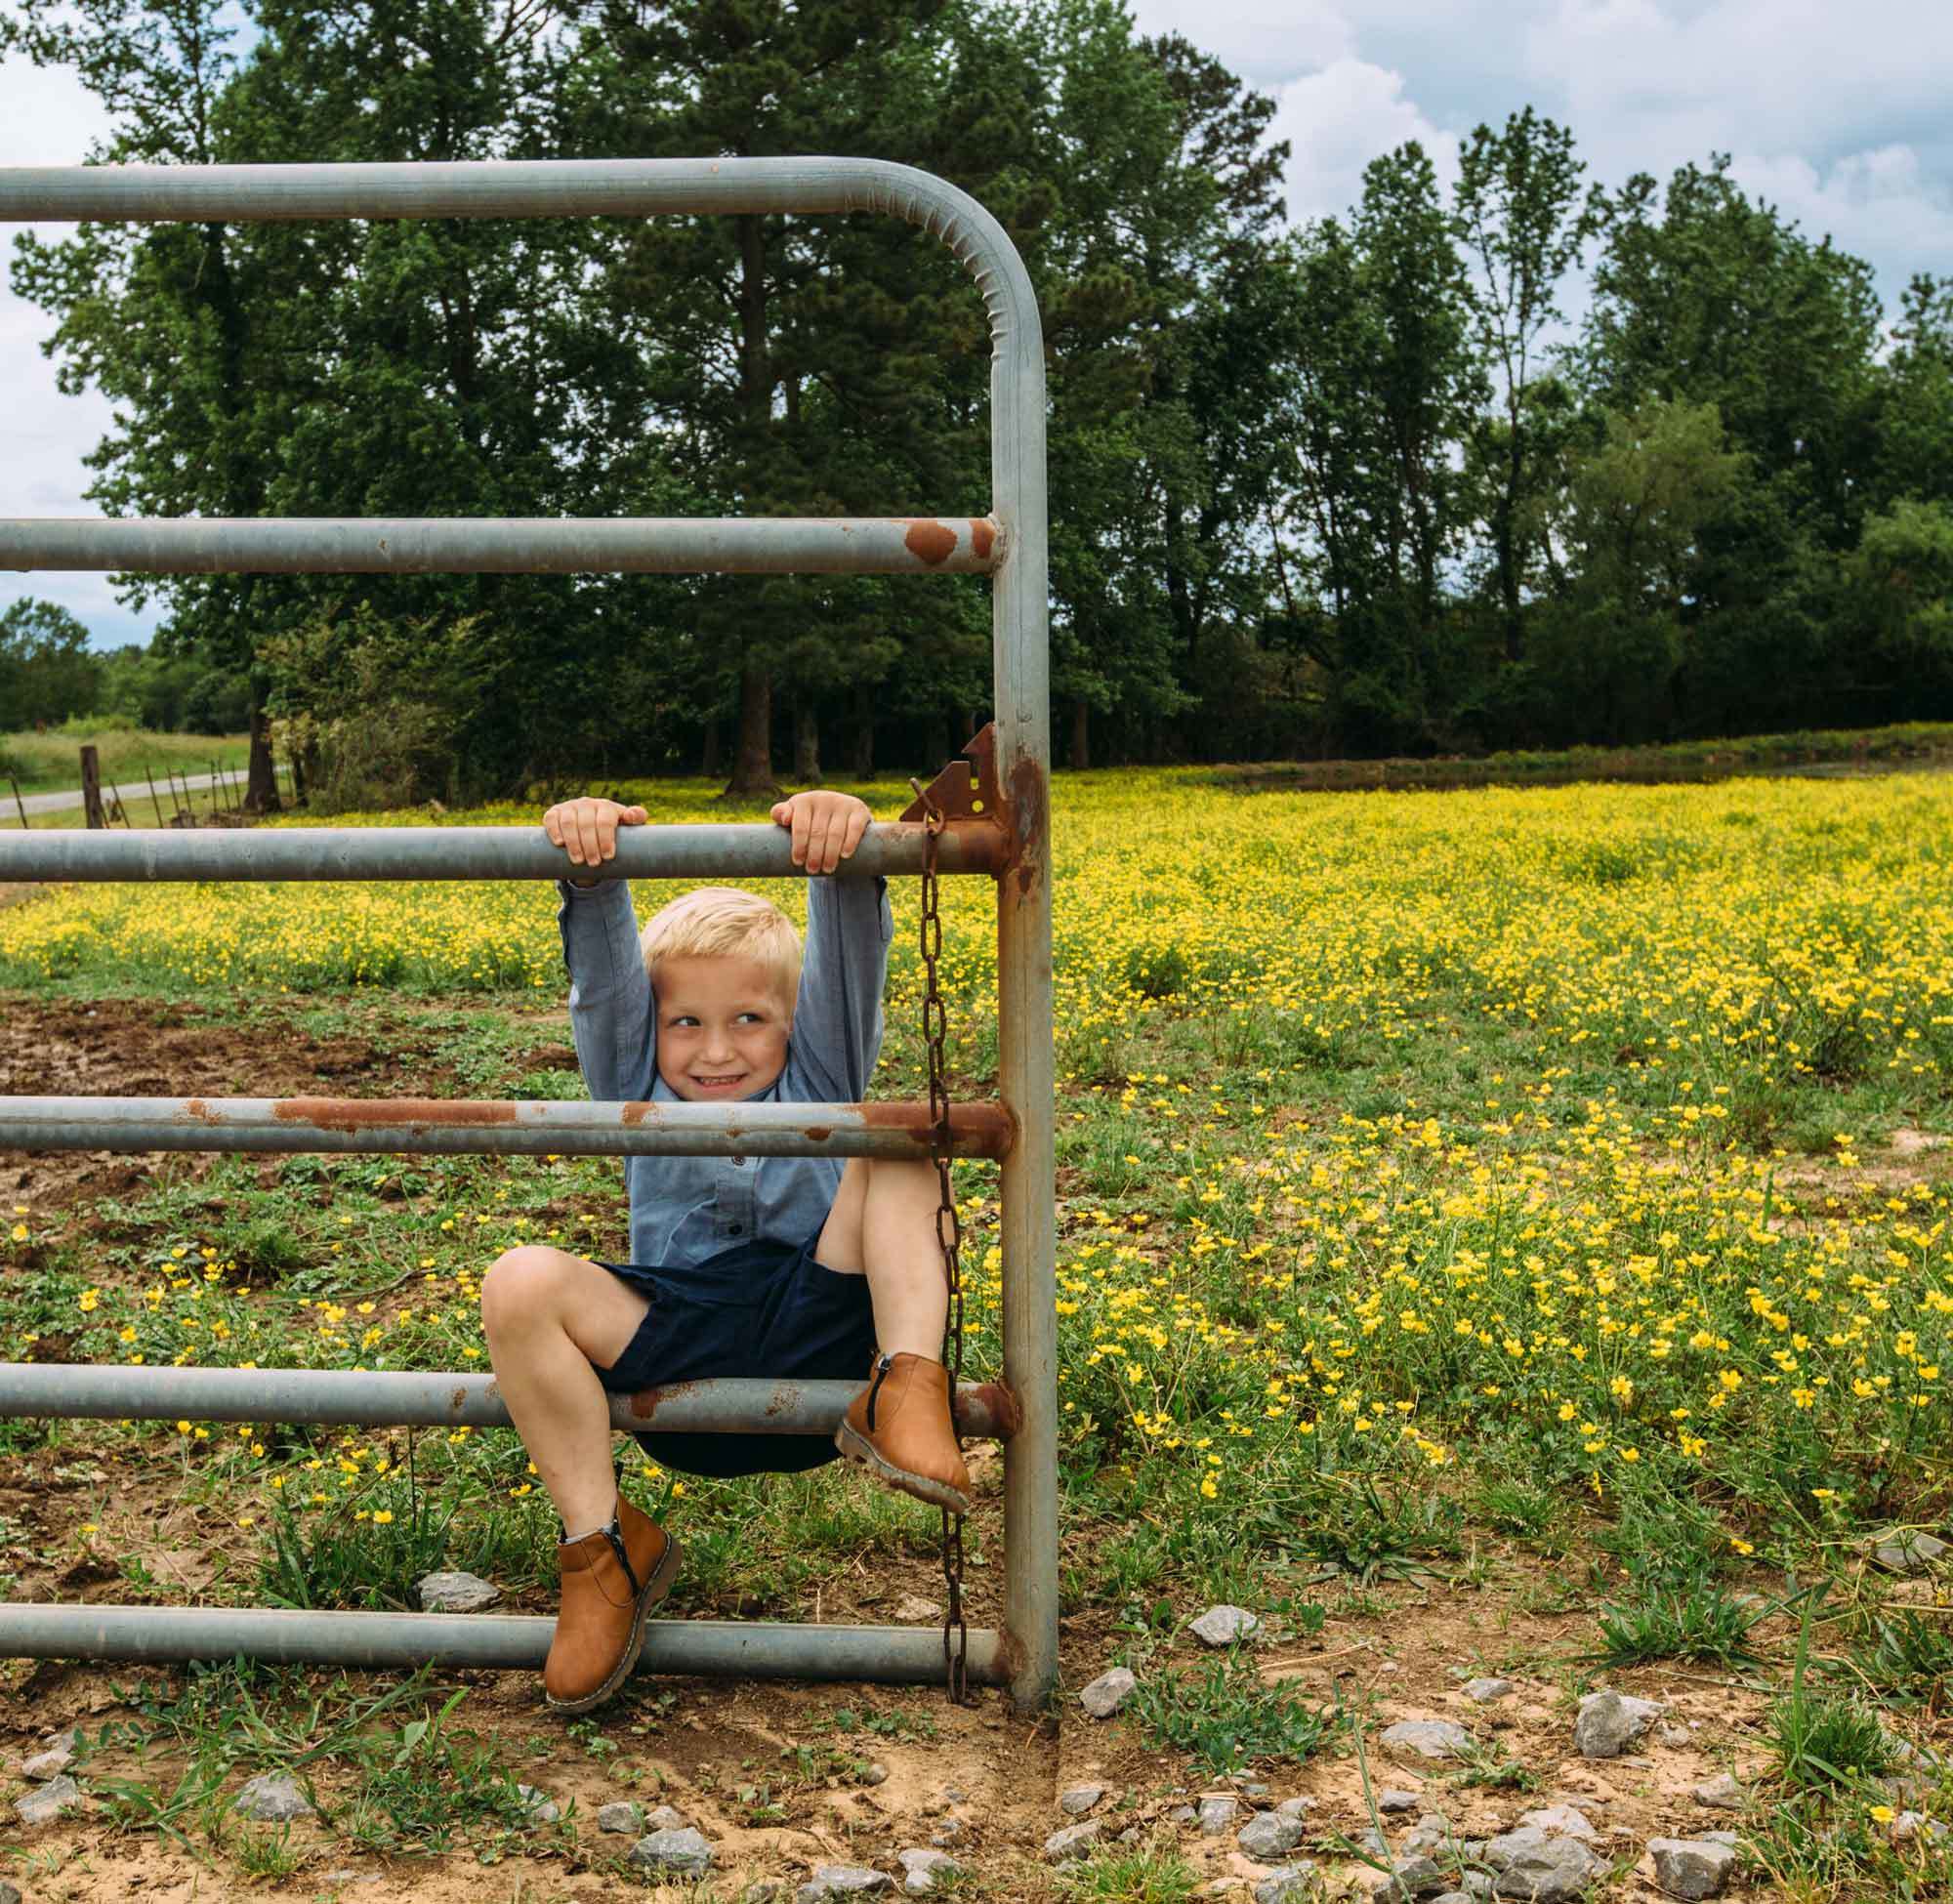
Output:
[544, 798, 647, 884]
[770, 790, 871, 875]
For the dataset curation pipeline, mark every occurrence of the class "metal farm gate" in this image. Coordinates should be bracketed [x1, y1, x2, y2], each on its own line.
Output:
[0, 159, 1056, 1711]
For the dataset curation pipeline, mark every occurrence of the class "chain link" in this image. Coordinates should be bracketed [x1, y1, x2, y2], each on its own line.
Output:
[909, 779, 969, 1701]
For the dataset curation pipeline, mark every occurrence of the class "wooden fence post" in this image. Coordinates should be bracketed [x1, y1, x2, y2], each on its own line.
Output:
[79, 746, 105, 830]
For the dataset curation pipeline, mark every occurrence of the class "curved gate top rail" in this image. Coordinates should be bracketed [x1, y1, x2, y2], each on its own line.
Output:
[0, 157, 1057, 1712]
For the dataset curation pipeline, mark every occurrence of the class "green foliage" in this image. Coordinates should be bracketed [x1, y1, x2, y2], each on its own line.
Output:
[1591, 1584, 1764, 1668]
[0, 599, 101, 728]
[1131, 1646, 1339, 1773]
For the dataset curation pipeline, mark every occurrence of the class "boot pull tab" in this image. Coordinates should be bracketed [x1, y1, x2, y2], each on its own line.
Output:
[865, 1352, 895, 1431]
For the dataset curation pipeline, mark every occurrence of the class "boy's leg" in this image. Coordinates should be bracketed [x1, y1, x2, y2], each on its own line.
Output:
[479, 1245, 648, 1533]
[817, 1158, 971, 1513]
[480, 1245, 682, 1715]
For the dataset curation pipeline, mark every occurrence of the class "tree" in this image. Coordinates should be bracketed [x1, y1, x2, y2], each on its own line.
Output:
[1452, 107, 1605, 663]
[0, 600, 102, 728]
[1870, 274, 1953, 512]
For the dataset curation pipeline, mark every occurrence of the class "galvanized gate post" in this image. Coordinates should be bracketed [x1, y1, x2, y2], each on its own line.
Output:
[0, 158, 1057, 1713]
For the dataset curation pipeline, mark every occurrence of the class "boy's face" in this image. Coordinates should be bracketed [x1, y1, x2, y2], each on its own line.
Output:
[653, 955, 792, 1101]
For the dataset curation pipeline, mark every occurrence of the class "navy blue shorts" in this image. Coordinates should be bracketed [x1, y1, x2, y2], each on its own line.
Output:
[592, 1228, 878, 1478]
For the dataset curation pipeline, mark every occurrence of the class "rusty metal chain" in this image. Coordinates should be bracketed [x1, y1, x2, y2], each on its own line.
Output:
[909, 777, 970, 1701]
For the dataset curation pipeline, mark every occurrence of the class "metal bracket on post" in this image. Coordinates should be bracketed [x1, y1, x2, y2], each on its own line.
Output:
[900, 724, 1010, 872]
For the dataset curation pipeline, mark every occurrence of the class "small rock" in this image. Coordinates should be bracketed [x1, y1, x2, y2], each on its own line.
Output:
[1253, 1867, 1322, 1904]
[1238, 1810, 1308, 1862]
[16, 1774, 85, 1827]
[860, 1761, 890, 1787]
[896, 1848, 961, 1895]
[514, 1782, 560, 1824]
[741, 1886, 786, 1904]
[796, 1869, 892, 1900]
[1464, 1678, 1516, 1704]
[630, 1827, 716, 1878]
[1191, 1604, 1265, 1647]
[21, 1729, 78, 1778]
[1647, 1837, 1736, 1900]
[597, 1801, 644, 1833]
[893, 1594, 943, 1622]
[1692, 1774, 1743, 1811]
[1045, 1821, 1102, 1861]
[1433, 1895, 1475, 1904]
[1573, 1688, 1663, 1759]
[231, 1773, 315, 1822]
[1366, 1853, 1447, 1900]
[646, 1802, 691, 1831]
[941, 1786, 969, 1802]
[1240, 1778, 1272, 1797]
[1698, 1832, 1740, 1849]
[1079, 1666, 1139, 1718]
[1198, 1794, 1240, 1834]
[1275, 1796, 1318, 1820]
[1891, 1811, 1948, 1843]
[0, 1886, 21, 1904]
[1381, 1719, 1474, 1760]
[1517, 1805, 1599, 1842]
[1060, 1782, 1106, 1816]
[1482, 1826, 1607, 1901]
[929, 1816, 967, 1846]
[1657, 1723, 1694, 1749]
[416, 1569, 502, 1612]
[1354, 1826, 1391, 1858]
[1380, 1789, 1423, 1814]
[1875, 1530, 1950, 1575]
[1167, 1804, 1199, 1824]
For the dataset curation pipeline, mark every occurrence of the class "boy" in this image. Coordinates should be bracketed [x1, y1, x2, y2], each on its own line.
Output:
[480, 789, 969, 1716]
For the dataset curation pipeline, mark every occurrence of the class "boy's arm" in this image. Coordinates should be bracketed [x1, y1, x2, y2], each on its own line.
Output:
[772, 791, 892, 1101]
[556, 879, 656, 1102]
[793, 872, 894, 1102]
[546, 798, 655, 1102]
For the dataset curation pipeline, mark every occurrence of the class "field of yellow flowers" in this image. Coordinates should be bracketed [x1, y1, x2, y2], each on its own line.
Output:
[6, 766, 1953, 1592]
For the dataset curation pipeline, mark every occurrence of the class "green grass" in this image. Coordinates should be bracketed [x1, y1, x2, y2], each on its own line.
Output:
[0, 723, 252, 796]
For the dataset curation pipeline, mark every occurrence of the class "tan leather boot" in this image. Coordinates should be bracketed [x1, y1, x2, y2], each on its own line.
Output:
[835, 1352, 972, 1514]
[543, 1494, 682, 1715]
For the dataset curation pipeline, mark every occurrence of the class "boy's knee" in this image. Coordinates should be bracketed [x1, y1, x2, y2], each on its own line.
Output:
[479, 1245, 570, 1331]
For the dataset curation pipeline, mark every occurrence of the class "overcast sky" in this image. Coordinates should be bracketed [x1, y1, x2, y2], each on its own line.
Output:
[2, 0, 1949, 650]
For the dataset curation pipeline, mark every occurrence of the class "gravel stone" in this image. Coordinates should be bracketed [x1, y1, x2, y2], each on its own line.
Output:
[231, 1773, 315, 1822]
[16, 1774, 84, 1827]
[739, 1887, 785, 1904]
[646, 1803, 691, 1831]
[1365, 1853, 1448, 1899]
[1574, 1688, 1663, 1759]
[1647, 1837, 1736, 1899]
[1190, 1604, 1264, 1647]
[1464, 1678, 1516, 1703]
[796, 1869, 892, 1900]
[0, 1885, 21, 1904]
[893, 1595, 943, 1622]
[1045, 1821, 1103, 1861]
[1060, 1782, 1106, 1816]
[896, 1848, 961, 1895]
[21, 1729, 77, 1778]
[1380, 1789, 1423, 1814]
[1381, 1719, 1474, 1760]
[629, 1827, 715, 1878]
[1692, 1774, 1743, 1811]
[415, 1569, 501, 1612]
[1253, 1867, 1323, 1904]
[1238, 1809, 1308, 1862]
[1079, 1666, 1139, 1718]
[1517, 1805, 1599, 1842]
[1483, 1826, 1607, 1901]
[1876, 1531, 1950, 1574]
[597, 1801, 644, 1833]
[1197, 1795, 1240, 1834]
[1167, 1804, 1199, 1824]
[515, 1783, 560, 1824]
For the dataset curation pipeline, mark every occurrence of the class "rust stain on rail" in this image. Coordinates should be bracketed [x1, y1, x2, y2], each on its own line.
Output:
[970, 517, 996, 560]
[181, 1098, 220, 1124]
[902, 518, 958, 566]
[858, 1100, 1014, 1158]
[272, 1097, 519, 1132]
[628, 1378, 706, 1423]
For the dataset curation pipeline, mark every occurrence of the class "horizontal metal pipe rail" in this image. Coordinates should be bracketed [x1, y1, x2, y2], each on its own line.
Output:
[0, 1096, 1015, 1162]
[0, 1604, 1007, 1684]
[0, 819, 1005, 884]
[0, 1364, 1018, 1442]
[0, 515, 1000, 576]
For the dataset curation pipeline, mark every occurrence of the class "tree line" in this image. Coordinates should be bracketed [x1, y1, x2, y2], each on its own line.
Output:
[6, 0, 1950, 805]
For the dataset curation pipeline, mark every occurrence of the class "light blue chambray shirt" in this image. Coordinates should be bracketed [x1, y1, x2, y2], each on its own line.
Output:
[556, 872, 893, 1269]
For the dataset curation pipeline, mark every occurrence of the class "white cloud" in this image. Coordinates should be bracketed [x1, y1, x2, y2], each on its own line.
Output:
[1266, 60, 1461, 225]
[1127, 0, 1356, 86]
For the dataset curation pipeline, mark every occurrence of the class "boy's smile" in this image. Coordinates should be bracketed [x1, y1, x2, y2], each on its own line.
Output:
[653, 955, 792, 1101]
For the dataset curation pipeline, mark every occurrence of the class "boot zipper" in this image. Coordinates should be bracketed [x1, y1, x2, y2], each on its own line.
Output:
[865, 1352, 894, 1431]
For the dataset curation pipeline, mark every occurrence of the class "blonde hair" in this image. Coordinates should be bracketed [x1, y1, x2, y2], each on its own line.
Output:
[640, 887, 802, 1009]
